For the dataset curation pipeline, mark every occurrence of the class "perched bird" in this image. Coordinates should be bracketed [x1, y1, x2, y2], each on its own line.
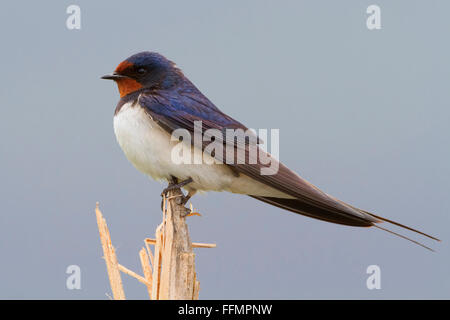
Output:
[102, 51, 439, 250]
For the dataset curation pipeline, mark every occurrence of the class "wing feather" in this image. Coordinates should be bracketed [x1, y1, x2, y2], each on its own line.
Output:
[138, 89, 378, 227]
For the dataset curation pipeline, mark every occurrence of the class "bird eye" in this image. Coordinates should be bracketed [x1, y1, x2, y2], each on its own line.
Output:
[137, 68, 147, 74]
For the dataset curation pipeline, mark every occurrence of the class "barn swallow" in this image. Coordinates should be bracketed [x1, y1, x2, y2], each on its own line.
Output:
[102, 51, 439, 250]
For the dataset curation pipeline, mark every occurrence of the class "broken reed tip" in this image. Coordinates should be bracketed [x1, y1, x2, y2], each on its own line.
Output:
[186, 212, 201, 217]
[145, 238, 216, 248]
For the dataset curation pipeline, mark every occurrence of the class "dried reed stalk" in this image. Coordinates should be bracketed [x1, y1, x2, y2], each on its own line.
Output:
[95, 203, 125, 300]
[95, 189, 215, 300]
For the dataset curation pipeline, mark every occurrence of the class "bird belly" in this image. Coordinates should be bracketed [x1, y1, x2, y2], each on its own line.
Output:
[113, 101, 234, 191]
[113, 101, 292, 198]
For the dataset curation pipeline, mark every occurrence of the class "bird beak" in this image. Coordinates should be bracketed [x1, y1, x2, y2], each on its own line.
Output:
[101, 72, 129, 80]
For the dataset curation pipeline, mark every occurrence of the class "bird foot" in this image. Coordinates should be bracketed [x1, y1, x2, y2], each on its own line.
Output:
[160, 177, 194, 211]
[175, 193, 192, 206]
[160, 177, 193, 197]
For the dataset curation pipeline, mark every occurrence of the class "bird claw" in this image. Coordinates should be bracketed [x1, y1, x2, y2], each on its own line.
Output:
[160, 177, 194, 211]
[160, 177, 193, 197]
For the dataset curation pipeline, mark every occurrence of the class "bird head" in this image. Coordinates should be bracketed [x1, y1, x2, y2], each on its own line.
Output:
[102, 51, 180, 97]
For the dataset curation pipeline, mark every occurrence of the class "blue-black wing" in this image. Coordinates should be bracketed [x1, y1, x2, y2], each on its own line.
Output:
[138, 86, 378, 227]
[137, 84, 440, 247]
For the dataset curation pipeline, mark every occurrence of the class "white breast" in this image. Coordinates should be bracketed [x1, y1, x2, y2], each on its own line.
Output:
[113, 101, 292, 198]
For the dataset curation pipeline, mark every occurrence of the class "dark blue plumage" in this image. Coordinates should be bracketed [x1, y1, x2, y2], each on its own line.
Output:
[102, 51, 440, 250]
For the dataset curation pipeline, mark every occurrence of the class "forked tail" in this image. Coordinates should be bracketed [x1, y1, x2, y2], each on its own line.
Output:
[363, 211, 441, 252]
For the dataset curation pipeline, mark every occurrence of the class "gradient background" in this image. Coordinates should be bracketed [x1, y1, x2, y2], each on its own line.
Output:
[0, 1, 448, 299]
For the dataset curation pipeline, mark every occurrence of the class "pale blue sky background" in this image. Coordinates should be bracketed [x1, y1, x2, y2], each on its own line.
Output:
[0, 1, 449, 299]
